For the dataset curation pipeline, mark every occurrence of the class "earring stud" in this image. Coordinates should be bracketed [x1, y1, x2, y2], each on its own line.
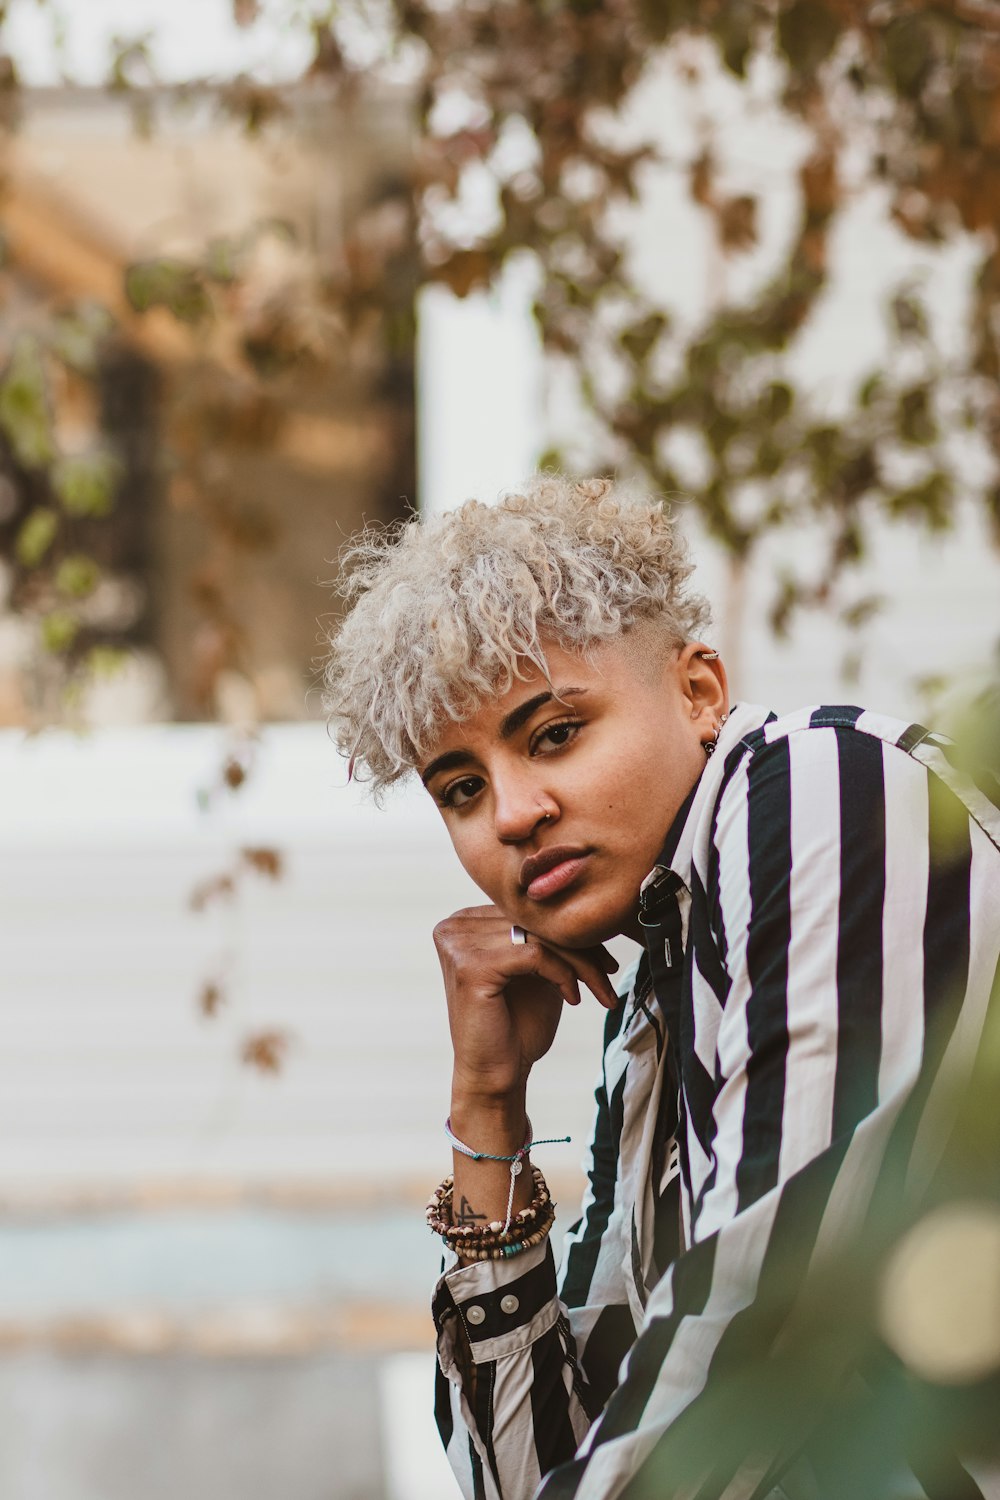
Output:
[703, 711, 729, 757]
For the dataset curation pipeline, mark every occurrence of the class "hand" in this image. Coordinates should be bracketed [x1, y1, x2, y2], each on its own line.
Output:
[433, 905, 619, 1103]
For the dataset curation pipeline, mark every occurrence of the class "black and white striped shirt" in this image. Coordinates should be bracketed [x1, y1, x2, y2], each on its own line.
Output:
[432, 702, 1000, 1500]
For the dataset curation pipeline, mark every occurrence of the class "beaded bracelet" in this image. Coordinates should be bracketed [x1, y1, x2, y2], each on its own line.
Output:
[426, 1168, 555, 1260]
[433, 1209, 554, 1261]
[453, 1217, 555, 1261]
[428, 1173, 552, 1245]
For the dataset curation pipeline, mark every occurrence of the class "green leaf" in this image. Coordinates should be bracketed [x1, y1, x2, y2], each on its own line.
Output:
[841, 594, 885, 630]
[805, 423, 840, 480]
[618, 312, 669, 366]
[777, 0, 841, 77]
[86, 645, 129, 679]
[0, 336, 55, 469]
[763, 382, 793, 423]
[15, 506, 58, 568]
[898, 385, 936, 446]
[882, 15, 936, 97]
[39, 609, 79, 654]
[48, 303, 116, 374]
[718, 2, 755, 77]
[107, 31, 155, 95]
[888, 471, 953, 528]
[125, 258, 212, 325]
[858, 372, 882, 408]
[891, 290, 928, 340]
[833, 519, 864, 565]
[839, 448, 878, 501]
[769, 573, 800, 638]
[55, 554, 101, 598]
[204, 236, 241, 285]
[52, 451, 121, 518]
[636, 0, 680, 42]
[755, 438, 784, 478]
[705, 410, 737, 459]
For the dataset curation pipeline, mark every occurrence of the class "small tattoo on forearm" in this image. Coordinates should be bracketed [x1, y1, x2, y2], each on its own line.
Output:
[455, 1195, 486, 1227]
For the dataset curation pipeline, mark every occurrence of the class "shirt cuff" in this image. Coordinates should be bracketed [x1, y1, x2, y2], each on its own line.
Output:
[433, 1237, 560, 1364]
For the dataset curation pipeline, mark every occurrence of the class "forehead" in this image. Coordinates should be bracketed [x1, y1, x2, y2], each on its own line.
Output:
[420, 636, 640, 768]
[423, 658, 565, 764]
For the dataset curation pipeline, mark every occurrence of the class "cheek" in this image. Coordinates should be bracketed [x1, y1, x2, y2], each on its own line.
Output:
[597, 764, 652, 816]
[450, 827, 503, 898]
[598, 759, 675, 851]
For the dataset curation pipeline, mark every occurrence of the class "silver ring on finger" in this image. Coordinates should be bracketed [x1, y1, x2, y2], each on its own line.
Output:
[510, 924, 528, 945]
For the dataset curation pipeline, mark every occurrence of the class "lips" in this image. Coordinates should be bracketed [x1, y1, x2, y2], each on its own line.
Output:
[519, 845, 591, 901]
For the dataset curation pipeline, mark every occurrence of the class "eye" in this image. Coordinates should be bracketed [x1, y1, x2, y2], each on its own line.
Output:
[440, 775, 483, 809]
[531, 718, 582, 754]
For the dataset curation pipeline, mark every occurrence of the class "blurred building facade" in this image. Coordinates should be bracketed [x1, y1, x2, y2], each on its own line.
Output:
[0, 83, 415, 727]
[0, 82, 434, 1500]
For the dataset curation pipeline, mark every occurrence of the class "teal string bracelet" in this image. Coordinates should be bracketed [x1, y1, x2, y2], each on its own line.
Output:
[445, 1115, 571, 1232]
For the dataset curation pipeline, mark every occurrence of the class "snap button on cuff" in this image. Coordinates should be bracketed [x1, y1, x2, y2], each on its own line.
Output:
[466, 1305, 486, 1325]
[500, 1294, 520, 1315]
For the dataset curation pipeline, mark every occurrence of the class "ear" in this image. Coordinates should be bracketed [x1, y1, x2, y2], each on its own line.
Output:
[675, 642, 729, 729]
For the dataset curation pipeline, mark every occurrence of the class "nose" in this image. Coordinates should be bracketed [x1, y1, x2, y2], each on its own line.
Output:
[493, 768, 558, 844]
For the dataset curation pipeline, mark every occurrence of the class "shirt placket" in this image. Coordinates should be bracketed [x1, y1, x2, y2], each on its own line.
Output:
[632, 866, 689, 1290]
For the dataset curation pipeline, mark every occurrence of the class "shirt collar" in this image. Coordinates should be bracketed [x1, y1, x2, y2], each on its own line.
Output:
[643, 702, 774, 895]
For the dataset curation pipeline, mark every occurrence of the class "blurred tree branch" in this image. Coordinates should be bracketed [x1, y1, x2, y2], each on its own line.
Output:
[4, 0, 1000, 698]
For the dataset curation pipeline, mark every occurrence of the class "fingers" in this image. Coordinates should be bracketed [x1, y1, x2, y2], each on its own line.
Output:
[506, 936, 619, 1012]
[435, 910, 579, 1008]
[559, 947, 621, 1011]
[511, 944, 583, 1007]
[433, 908, 622, 1011]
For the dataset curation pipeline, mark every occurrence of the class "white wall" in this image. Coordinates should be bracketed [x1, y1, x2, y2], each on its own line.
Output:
[0, 724, 609, 1199]
[417, 255, 545, 515]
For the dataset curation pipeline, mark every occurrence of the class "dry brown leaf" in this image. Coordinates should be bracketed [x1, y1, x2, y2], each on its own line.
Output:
[241, 1030, 290, 1073]
[189, 873, 236, 912]
[223, 758, 247, 790]
[198, 981, 225, 1017]
[241, 846, 283, 879]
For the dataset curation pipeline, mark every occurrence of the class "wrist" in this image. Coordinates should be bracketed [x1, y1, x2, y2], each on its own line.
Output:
[451, 1067, 528, 1111]
[449, 1089, 528, 1151]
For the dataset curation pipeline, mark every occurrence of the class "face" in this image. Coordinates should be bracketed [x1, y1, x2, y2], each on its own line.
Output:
[419, 634, 728, 949]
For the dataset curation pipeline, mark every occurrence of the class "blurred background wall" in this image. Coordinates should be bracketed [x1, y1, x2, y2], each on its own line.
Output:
[1, 3, 999, 1498]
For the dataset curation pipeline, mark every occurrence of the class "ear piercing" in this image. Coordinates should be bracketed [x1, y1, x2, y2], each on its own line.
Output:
[703, 711, 729, 757]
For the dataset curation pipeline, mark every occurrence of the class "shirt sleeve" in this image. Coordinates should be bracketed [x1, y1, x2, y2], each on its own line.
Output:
[432, 977, 639, 1500]
[533, 727, 995, 1500]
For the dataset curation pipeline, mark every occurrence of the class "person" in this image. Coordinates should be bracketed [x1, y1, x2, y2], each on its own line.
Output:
[323, 475, 1000, 1500]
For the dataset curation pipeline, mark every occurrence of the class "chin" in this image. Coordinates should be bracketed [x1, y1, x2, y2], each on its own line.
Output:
[534, 892, 632, 950]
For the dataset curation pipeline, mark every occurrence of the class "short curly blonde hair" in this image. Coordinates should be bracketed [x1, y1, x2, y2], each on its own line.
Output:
[323, 475, 710, 794]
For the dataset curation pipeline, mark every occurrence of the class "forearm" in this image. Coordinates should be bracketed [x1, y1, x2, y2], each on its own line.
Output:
[449, 1086, 534, 1256]
[435, 1084, 597, 1498]
[429, 907, 621, 1496]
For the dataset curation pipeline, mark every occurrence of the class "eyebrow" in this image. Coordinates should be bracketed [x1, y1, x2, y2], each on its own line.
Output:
[420, 686, 589, 787]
